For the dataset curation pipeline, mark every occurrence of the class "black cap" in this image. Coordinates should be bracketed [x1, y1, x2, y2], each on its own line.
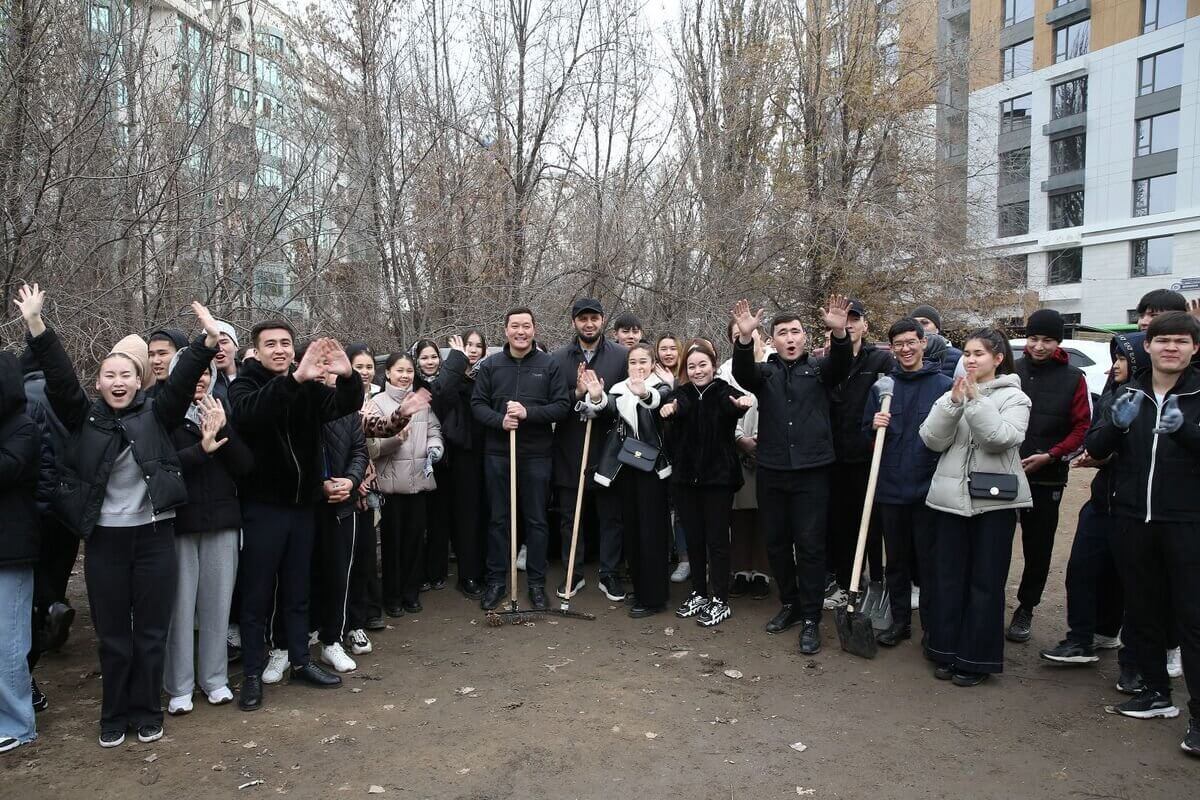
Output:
[847, 299, 867, 317]
[1026, 308, 1065, 342]
[571, 297, 604, 318]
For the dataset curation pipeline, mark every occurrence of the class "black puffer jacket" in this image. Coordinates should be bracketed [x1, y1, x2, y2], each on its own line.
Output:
[0, 352, 40, 567]
[169, 397, 255, 535]
[829, 342, 895, 463]
[229, 358, 364, 506]
[321, 411, 369, 519]
[26, 327, 216, 539]
[666, 378, 747, 489]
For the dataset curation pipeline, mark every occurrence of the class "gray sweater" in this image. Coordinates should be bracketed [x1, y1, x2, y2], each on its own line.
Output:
[98, 445, 176, 527]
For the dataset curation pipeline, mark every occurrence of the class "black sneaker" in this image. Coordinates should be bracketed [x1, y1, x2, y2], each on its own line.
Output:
[675, 591, 709, 618]
[697, 599, 732, 627]
[402, 598, 423, 614]
[1040, 640, 1098, 665]
[599, 576, 627, 602]
[480, 584, 505, 611]
[0, 737, 23, 754]
[1005, 606, 1033, 643]
[729, 573, 751, 598]
[1116, 664, 1146, 695]
[365, 615, 387, 631]
[951, 670, 989, 687]
[1106, 689, 1179, 719]
[556, 574, 586, 600]
[934, 664, 954, 681]
[528, 586, 548, 610]
[765, 603, 803, 634]
[1182, 718, 1200, 757]
[43, 601, 75, 652]
[799, 620, 821, 655]
[98, 729, 126, 748]
[136, 723, 163, 743]
[749, 573, 770, 599]
[822, 574, 839, 601]
[31, 677, 48, 713]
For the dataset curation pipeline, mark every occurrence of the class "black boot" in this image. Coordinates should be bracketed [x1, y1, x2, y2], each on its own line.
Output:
[239, 675, 263, 712]
[480, 584, 505, 611]
[765, 603, 803, 634]
[876, 623, 911, 647]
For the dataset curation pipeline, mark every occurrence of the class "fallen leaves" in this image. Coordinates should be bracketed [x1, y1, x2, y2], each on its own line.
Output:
[724, 669, 743, 679]
[789, 741, 808, 753]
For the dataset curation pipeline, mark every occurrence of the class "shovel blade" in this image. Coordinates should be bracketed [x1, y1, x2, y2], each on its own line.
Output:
[835, 607, 878, 659]
[860, 580, 893, 631]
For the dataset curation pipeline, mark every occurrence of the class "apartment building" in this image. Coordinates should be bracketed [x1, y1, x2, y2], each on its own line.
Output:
[955, 0, 1199, 325]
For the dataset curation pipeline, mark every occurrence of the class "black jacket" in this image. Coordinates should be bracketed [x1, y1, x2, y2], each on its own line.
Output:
[591, 380, 671, 487]
[1086, 368, 1200, 523]
[321, 411, 369, 519]
[0, 352, 40, 568]
[430, 351, 480, 451]
[169, 397, 255, 535]
[1016, 351, 1089, 486]
[551, 336, 628, 486]
[27, 327, 216, 539]
[829, 342, 895, 464]
[665, 378, 747, 489]
[471, 344, 570, 458]
[731, 333, 853, 471]
[229, 358, 364, 507]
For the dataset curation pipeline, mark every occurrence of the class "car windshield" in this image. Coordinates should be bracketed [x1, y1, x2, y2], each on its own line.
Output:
[1011, 345, 1095, 368]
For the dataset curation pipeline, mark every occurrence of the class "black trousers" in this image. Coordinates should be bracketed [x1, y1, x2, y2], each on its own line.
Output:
[29, 515, 81, 669]
[757, 466, 829, 621]
[316, 509, 361, 644]
[483, 454, 552, 588]
[926, 510, 1016, 674]
[676, 485, 734, 602]
[878, 501, 936, 628]
[1111, 518, 1200, 718]
[85, 520, 176, 734]
[239, 502, 316, 676]
[447, 445, 487, 585]
[1064, 501, 1124, 645]
[1016, 483, 1064, 609]
[558, 481, 624, 579]
[826, 462, 882, 587]
[424, 462, 452, 584]
[380, 493, 427, 606]
[350, 508, 381, 625]
[613, 470, 670, 607]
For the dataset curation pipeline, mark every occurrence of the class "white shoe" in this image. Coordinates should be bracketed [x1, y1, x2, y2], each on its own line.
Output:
[910, 586, 920, 611]
[347, 629, 373, 655]
[321, 642, 357, 673]
[167, 694, 193, 716]
[1167, 647, 1183, 678]
[823, 589, 848, 610]
[263, 649, 291, 684]
[516, 544, 527, 572]
[670, 561, 691, 583]
[206, 686, 234, 705]
[1093, 634, 1122, 650]
[226, 624, 242, 649]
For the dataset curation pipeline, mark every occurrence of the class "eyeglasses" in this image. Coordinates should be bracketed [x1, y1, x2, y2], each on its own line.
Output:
[891, 339, 922, 351]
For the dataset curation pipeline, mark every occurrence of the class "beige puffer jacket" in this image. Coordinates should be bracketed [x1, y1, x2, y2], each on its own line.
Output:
[366, 386, 444, 495]
[919, 373, 1033, 517]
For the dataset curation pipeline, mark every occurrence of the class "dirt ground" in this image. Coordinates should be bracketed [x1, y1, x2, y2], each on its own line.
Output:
[3, 481, 1197, 800]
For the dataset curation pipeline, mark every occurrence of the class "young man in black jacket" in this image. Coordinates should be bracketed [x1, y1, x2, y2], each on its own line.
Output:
[229, 324, 364, 711]
[472, 308, 571, 612]
[731, 296, 852, 655]
[1086, 312, 1200, 756]
[550, 298, 628, 601]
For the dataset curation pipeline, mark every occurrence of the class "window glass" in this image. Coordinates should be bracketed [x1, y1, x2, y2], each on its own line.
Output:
[998, 202, 1029, 237]
[1132, 174, 1176, 217]
[1131, 236, 1173, 277]
[1003, 0, 1033, 26]
[1049, 192, 1084, 230]
[1048, 248, 1082, 284]
[1135, 111, 1179, 157]
[999, 148, 1030, 187]
[1138, 48, 1183, 95]
[1002, 40, 1033, 80]
[1049, 134, 1086, 176]
[1000, 94, 1033, 133]
[1053, 20, 1089, 64]
[1051, 77, 1087, 119]
[1143, 0, 1186, 33]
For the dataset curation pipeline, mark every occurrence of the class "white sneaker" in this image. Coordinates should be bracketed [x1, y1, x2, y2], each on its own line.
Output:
[347, 629, 372, 655]
[670, 561, 691, 583]
[226, 624, 241, 649]
[823, 589, 848, 610]
[516, 544, 527, 572]
[1094, 634, 1122, 650]
[321, 642, 357, 673]
[167, 694, 193, 716]
[910, 586, 920, 611]
[263, 649, 291, 684]
[1167, 647, 1183, 678]
[206, 686, 234, 705]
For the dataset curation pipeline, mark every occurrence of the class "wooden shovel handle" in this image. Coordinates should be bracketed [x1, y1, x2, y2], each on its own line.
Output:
[848, 393, 891, 603]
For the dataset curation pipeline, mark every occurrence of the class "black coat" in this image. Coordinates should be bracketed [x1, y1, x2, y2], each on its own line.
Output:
[0, 352, 40, 568]
[26, 327, 216, 539]
[229, 358, 364, 506]
[591, 381, 671, 487]
[731, 333, 853, 471]
[829, 342, 895, 464]
[169, 397, 255, 535]
[321, 411, 369, 519]
[665, 378, 747, 489]
[430, 350, 480, 451]
[550, 337, 628, 487]
[471, 344, 570, 459]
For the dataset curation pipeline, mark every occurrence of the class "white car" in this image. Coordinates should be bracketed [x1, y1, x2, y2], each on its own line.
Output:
[1009, 337, 1112, 399]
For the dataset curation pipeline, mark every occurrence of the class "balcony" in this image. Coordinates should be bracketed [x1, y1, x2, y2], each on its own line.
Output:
[1046, 0, 1090, 27]
[1043, 111, 1086, 137]
[1041, 169, 1084, 193]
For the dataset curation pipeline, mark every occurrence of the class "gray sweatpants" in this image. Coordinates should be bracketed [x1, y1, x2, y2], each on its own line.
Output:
[164, 529, 239, 698]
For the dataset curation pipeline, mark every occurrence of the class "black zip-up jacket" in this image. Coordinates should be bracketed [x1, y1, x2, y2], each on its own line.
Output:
[429, 350, 479, 451]
[732, 332, 853, 471]
[229, 358, 364, 506]
[471, 344, 570, 459]
[27, 327, 216, 539]
[1086, 368, 1200, 523]
[829, 342, 895, 464]
[665, 378, 747, 489]
[0, 352, 40, 568]
[550, 336, 628, 486]
[321, 411, 369, 519]
[169, 397, 255, 535]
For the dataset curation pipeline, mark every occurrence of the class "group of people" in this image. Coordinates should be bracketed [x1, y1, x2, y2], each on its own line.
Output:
[0, 284, 1196, 762]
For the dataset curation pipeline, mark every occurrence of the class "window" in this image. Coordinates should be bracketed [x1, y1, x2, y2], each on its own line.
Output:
[256, 165, 282, 189]
[1049, 191, 1084, 229]
[255, 127, 282, 156]
[1133, 173, 1176, 216]
[255, 58, 280, 87]
[1143, 0, 1186, 33]
[1138, 48, 1183, 96]
[998, 202, 1029, 237]
[1000, 94, 1033, 134]
[1003, 0, 1033, 26]
[1049, 134, 1085, 175]
[1001, 40, 1033, 80]
[89, 3, 111, 33]
[257, 32, 284, 53]
[230, 86, 251, 110]
[1131, 236, 1173, 277]
[1051, 77, 1087, 119]
[1048, 247, 1083, 284]
[258, 94, 282, 119]
[999, 147, 1031, 188]
[1061, 313, 1083, 326]
[1053, 20, 1089, 64]
[1135, 111, 1179, 156]
[231, 49, 251, 75]
[180, 19, 204, 55]
[1127, 309, 1140, 325]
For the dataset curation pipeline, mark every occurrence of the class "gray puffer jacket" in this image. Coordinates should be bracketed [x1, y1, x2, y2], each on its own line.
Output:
[366, 386, 444, 495]
[919, 373, 1033, 517]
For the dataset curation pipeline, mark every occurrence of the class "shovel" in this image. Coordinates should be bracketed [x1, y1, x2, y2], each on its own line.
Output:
[836, 376, 894, 658]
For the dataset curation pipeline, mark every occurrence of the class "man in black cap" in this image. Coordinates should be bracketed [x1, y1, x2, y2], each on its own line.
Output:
[910, 304, 961, 378]
[550, 299, 629, 600]
[1006, 308, 1091, 644]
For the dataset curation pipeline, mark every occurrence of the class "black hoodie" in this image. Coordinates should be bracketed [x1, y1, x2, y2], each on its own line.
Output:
[1, 352, 46, 566]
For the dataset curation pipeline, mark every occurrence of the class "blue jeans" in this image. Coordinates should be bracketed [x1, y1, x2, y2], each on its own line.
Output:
[0, 567, 36, 745]
[484, 455, 552, 588]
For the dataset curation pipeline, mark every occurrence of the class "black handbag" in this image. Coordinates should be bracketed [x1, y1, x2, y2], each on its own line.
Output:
[616, 422, 659, 473]
[967, 471, 1019, 500]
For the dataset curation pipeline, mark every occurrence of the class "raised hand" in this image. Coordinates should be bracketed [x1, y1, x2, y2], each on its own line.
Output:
[580, 369, 604, 402]
[1111, 390, 1143, 430]
[399, 386, 431, 419]
[575, 362, 587, 398]
[191, 301, 220, 347]
[1154, 395, 1183, 434]
[950, 376, 967, 405]
[628, 375, 647, 399]
[294, 337, 329, 382]
[731, 299, 765, 343]
[659, 400, 678, 419]
[820, 294, 850, 335]
[325, 339, 352, 377]
[653, 364, 673, 384]
[15, 283, 46, 337]
[199, 396, 229, 453]
[448, 334, 466, 355]
[731, 394, 754, 410]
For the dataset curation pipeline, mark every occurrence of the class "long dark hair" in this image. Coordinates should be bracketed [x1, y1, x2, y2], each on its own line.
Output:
[963, 328, 1014, 376]
[655, 333, 682, 380]
[383, 351, 426, 390]
[680, 340, 718, 386]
